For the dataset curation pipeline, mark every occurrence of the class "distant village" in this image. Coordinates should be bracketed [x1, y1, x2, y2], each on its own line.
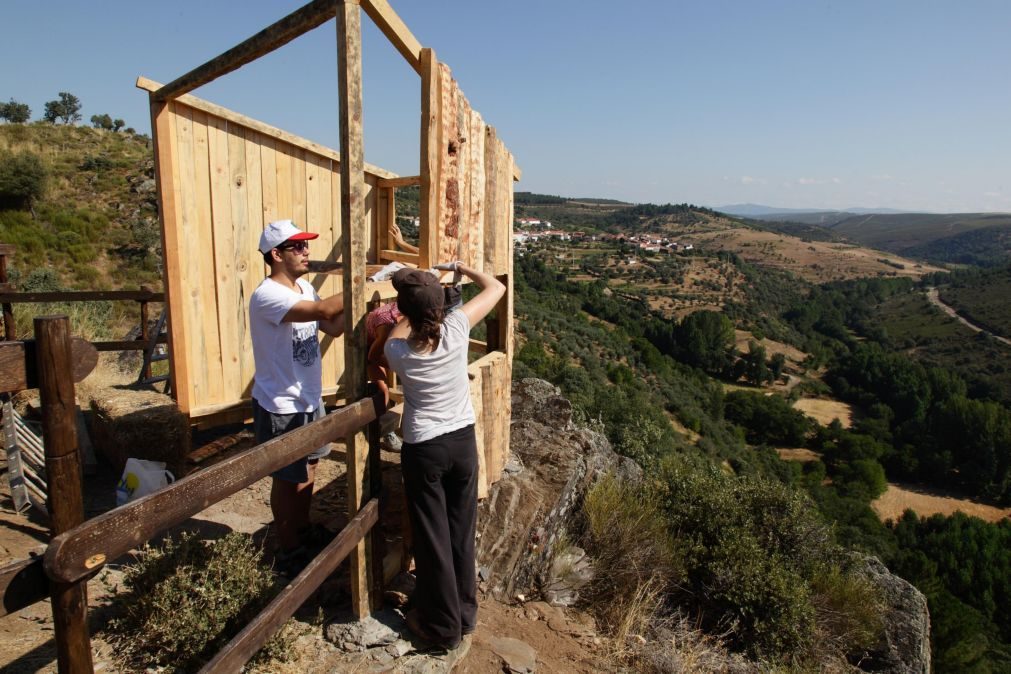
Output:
[513, 217, 694, 254]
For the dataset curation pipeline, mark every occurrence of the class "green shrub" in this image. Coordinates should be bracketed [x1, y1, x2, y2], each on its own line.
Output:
[105, 532, 295, 672]
[652, 457, 884, 663]
[0, 150, 47, 209]
[583, 473, 684, 631]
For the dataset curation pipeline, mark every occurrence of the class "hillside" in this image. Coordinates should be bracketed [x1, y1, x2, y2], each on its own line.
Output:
[514, 194, 943, 283]
[0, 123, 161, 291]
[829, 212, 1011, 256]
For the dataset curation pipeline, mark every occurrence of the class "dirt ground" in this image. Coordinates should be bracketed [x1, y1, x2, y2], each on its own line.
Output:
[871, 483, 1011, 524]
[0, 360, 611, 672]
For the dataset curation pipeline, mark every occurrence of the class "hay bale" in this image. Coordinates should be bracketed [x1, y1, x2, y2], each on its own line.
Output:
[88, 388, 189, 476]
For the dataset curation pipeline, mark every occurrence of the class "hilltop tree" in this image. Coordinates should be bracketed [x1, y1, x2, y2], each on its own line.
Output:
[90, 113, 113, 130]
[43, 92, 81, 125]
[113, 118, 125, 132]
[0, 98, 31, 123]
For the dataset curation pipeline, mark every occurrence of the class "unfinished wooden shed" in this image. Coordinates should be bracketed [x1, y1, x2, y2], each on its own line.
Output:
[137, 0, 516, 560]
[139, 3, 515, 439]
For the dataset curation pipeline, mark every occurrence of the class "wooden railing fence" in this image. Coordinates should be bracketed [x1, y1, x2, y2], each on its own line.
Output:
[0, 246, 166, 381]
[0, 314, 388, 673]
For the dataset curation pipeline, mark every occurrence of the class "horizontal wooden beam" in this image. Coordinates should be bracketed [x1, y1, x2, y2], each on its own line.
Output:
[468, 338, 488, 354]
[361, 0, 423, 74]
[92, 337, 166, 352]
[198, 497, 379, 673]
[0, 290, 164, 304]
[137, 77, 399, 180]
[0, 556, 49, 618]
[44, 393, 385, 584]
[151, 0, 340, 103]
[377, 249, 420, 265]
[377, 175, 421, 189]
[0, 339, 98, 394]
[0, 244, 15, 256]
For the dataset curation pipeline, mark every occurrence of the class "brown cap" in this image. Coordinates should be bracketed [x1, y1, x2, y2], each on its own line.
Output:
[392, 268, 444, 314]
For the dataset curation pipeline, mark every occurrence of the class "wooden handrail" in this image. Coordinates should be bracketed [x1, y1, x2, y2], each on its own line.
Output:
[0, 290, 164, 304]
[44, 393, 384, 584]
[199, 497, 379, 673]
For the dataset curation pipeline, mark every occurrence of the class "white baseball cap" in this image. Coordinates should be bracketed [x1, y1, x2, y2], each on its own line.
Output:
[258, 219, 318, 254]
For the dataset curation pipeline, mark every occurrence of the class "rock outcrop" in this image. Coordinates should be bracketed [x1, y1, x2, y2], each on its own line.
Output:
[476, 378, 638, 604]
[857, 555, 931, 673]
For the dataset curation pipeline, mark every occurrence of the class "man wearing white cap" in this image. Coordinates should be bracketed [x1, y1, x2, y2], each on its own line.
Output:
[250, 219, 344, 576]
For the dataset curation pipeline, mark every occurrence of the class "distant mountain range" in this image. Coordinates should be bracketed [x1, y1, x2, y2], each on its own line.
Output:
[715, 203, 911, 218]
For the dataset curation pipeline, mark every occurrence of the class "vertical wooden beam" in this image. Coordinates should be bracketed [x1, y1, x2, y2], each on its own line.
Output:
[337, 0, 375, 617]
[139, 290, 151, 381]
[36, 316, 93, 674]
[419, 48, 440, 270]
[149, 98, 192, 413]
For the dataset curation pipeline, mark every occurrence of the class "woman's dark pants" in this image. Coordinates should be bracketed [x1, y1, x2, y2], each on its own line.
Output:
[401, 424, 479, 646]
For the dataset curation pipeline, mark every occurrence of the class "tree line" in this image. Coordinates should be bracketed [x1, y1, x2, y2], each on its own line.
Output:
[1, 92, 131, 132]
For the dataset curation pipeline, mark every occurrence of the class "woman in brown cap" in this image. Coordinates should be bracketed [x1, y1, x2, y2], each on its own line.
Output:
[385, 262, 505, 653]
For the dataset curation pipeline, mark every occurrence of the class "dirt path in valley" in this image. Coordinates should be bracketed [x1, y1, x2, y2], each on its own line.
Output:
[925, 287, 1011, 347]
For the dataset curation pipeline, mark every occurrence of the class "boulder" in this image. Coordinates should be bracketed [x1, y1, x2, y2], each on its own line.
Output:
[857, 555, 931, 673]
[476, 378, 637, 604]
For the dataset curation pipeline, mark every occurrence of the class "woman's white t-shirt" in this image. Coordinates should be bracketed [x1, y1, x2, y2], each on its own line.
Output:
[384, 310, 475, 444]
[249, 277, 322, 414]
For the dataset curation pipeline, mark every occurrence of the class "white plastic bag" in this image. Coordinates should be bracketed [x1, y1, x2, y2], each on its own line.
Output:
[116, 458, 175, 506]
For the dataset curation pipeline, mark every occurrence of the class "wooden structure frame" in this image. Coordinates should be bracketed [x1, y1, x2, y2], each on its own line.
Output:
[135, 0, 516, 628]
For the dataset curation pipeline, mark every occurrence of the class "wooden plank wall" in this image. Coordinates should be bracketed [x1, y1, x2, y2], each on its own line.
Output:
[427, 62, 513, 277]
[423, 57, 516, 494]
[468, 352, 511, 496]
[155, 97, 391, 417]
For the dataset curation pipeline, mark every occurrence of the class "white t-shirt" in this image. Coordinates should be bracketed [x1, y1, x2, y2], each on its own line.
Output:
[384, 310, 475, 444]
[250, 277, 322, 414]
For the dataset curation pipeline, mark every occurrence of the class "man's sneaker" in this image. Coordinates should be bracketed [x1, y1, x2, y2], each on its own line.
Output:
[382, 431, 403, 451]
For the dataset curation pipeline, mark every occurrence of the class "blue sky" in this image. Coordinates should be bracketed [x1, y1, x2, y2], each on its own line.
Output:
[3, 1, 1009, 213]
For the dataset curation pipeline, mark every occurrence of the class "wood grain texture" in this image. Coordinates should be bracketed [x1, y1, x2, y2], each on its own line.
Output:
[36, 317, 93, 674]
[419, 48, 440, 270]
[150, 99, 192, 413]
[138, 76, 397, 179]
[467, 363, 488, 498]
[208, 114, 241, 399]
[337, 0, 375, 617]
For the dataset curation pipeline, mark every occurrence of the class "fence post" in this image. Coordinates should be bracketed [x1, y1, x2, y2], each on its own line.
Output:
[139, 286, 151, 381]
[36, 316, 93, 674]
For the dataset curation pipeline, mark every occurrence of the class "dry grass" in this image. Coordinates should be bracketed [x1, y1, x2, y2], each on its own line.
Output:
[734, 329, 808, 365]
[671, 226, 944, 283]
[872, 482, 1011, 523]
[776, 448, 821, 463]
[792, 398, 854, 428]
